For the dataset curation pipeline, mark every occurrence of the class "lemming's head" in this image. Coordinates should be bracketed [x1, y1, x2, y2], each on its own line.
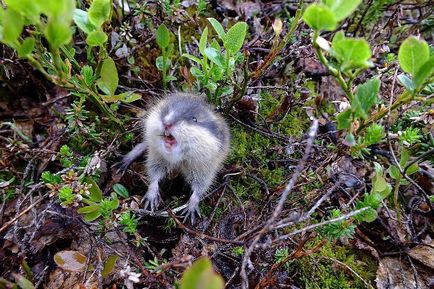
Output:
[162, 95, 222, 134]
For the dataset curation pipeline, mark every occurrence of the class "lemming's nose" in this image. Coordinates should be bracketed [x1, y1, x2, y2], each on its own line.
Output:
[163, 122, 172, 129]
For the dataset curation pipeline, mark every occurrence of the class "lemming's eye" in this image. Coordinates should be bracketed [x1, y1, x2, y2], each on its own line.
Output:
[192, 116, 197, 122]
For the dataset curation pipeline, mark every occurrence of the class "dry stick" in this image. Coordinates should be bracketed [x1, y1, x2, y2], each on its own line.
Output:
[240, 119, 319, 289]
[272, 182, 341, 230]
[275, 207, 369, 241]
[0, 196, 46, 234]
[166, 209, 243, 245]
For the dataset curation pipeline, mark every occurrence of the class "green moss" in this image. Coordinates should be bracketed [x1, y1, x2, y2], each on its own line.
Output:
[227, 90, 312, 207]
[294, 241, 377, 288]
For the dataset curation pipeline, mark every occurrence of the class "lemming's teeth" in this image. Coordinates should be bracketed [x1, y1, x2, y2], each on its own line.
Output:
[164, 131, 170, 137]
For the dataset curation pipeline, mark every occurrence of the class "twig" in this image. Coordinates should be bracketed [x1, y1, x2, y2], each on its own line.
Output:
[272, 182, 341, 230]
[275, 207, 370, 241]
[166, 209, 243, 245]
[240, 119, 318, 289]
[0, 196, 46, 234]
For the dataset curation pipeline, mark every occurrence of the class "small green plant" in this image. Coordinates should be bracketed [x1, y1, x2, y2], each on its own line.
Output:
[64, 99, 102, 143]
[302, 0, 434, 153]
[119, 211, 138, 234]
[58, 186, 76, 206]
[0, 0, 141, 125]
[75, 176, 119, 222]
[354, 163, 392, 222]
[144, 256, 166, 273]
[197, 0, 208, 15]
[156, 24, 176, 90]
[232, 246, 244, 257]
[400, 127, 422, 145]
[317, 209, 357, 240]
[274, 247, 291, 269]
[59, 145, 74, 168]
[183, 18, 248, 104]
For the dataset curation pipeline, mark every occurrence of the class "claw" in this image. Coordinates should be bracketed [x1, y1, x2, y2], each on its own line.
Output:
[113, 160, 130, 176]
[143, 191, 161, 212]
[181, 203, 201, 224]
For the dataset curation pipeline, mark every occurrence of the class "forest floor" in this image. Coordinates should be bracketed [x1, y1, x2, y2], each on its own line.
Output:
[0, 1, 433, 288]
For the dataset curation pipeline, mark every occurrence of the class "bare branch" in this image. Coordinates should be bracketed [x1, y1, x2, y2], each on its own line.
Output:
[240, 119, 319, 289]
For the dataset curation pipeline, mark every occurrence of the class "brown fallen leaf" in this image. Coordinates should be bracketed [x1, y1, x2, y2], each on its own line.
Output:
[376, 257, 431, 289]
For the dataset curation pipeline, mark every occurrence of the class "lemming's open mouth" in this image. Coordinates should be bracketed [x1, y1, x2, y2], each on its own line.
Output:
[162, 130, 176, 147]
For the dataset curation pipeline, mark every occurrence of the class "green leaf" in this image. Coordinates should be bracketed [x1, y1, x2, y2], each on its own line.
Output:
[405, 163, 419, 175]
[113, 183, 129, 198]
[204, 47, 225, 68]
[97, 57, 118, 95]
[83, 176, 102, 202]
[359, 208, 378, 223]
[223, 22, 247, 55]
[352, 78, 380, 119]
[413, 56, 434, 89]
[199, 27, 208, 56]
[372, 174, 387, 193]
[36, 0, 75, 18]
[344, 133, 356, 146]
[337, 109, 352, 129]
[156, 24, 170, 49]
[399, 148, 410, 167]
[41, 171, 62, 184]
[81, 65, 94, 86]
[17, 37, 35, 58]
[77, 205, 100, 214]
[86, 30, 108, 46]
[155, 56, 164, 71]
[84, 210, 101, 222]
[207, 18, 225, 40]
[180, 257, 224, 289]
[102, 92, 141, 103]
[102, 255, 118, 278]
[303, 4, 337, 32]
[5, 0, 40, 20]
[2, 8, 24, 45]
[323, 0, 362, 21]
[398, 36, 429, 76]
[45, 20, 72, 48]
[190, 67, 204, 79]
[119, 92, 141, 103]
[210, 39, 221, 51]
[397, 74, 415, 93]
[332, 34, 372, 70]
[389, 165, 400, 180]
[73, 9, 96, 35]
[12, 274, 35, 289]
[88, 0, 111, 28]
[182, 54, 202, 64]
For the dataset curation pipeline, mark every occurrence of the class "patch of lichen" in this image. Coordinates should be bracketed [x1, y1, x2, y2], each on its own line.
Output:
[292, 240, 377, 288]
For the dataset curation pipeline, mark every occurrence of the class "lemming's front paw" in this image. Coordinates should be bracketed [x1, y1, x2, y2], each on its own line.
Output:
[143, 191, 161, 212]
[113, 159, 131, 175]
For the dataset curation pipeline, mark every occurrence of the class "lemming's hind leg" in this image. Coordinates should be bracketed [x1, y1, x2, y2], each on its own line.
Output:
[182, 169, 216, 224]
[143, 157, 166, 211]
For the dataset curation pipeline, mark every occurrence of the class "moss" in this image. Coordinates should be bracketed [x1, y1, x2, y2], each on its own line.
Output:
[227, 90, 312, 207]
[293, 240, 377, 288]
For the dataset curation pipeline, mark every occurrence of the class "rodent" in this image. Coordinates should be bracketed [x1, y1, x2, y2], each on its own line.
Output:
[118, 93, 230, 223]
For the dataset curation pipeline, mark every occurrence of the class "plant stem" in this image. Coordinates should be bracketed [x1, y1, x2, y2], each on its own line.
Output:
[357, 90, 411, 134]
